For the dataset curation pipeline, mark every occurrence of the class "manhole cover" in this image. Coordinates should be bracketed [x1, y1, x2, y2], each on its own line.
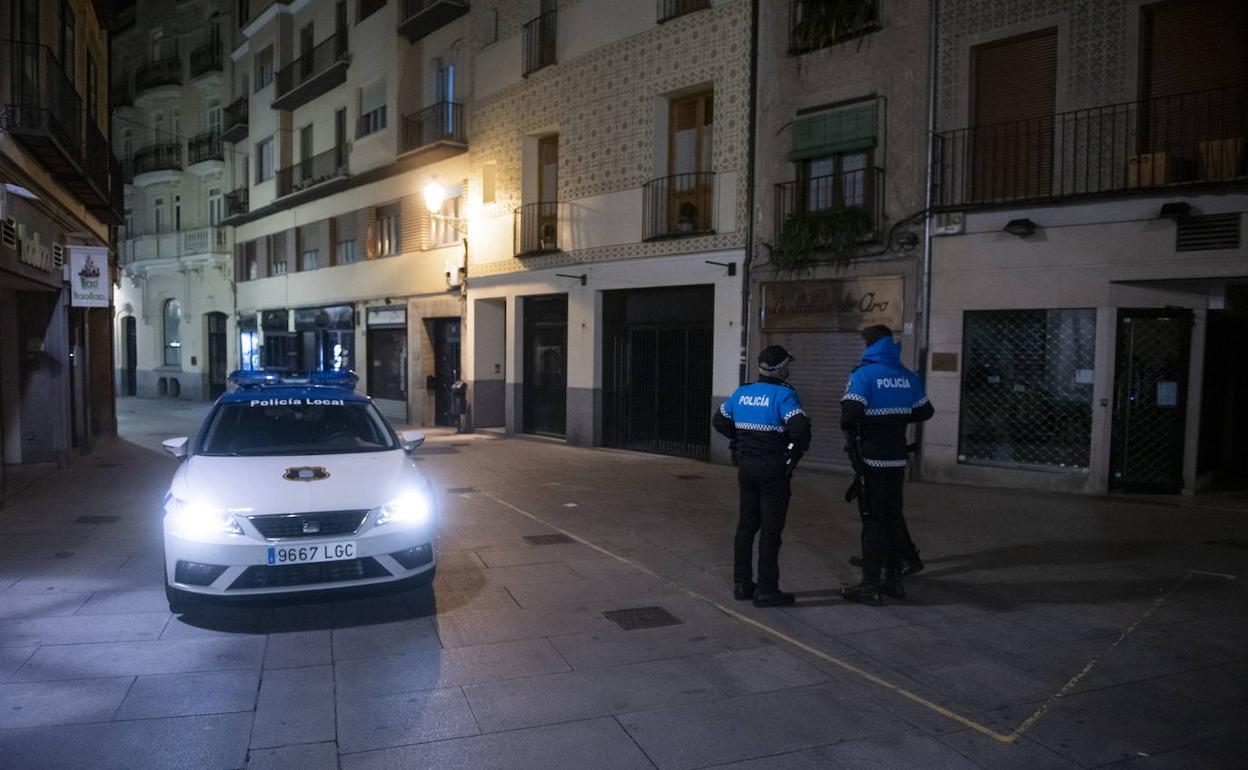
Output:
[523, 534, 575, 546]
[1201, 539, 1248, 551]
[446, 487, 477, 494]
[74, 515, 119, 524]
[603, 606, 683, 631]
[674, 474, 704, 481]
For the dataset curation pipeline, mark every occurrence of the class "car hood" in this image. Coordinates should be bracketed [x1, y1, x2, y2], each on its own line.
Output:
[174, 450, 425, 515]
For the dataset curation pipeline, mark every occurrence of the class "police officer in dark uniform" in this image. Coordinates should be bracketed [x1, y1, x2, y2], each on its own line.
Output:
[713, 345, 812, 607]
[840, 325, 934, 606]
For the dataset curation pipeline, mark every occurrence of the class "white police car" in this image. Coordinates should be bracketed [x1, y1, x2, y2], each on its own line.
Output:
[160, 371, 437, 613]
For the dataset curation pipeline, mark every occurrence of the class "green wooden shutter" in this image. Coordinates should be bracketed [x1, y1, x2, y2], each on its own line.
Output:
[789, 101, 878, 161]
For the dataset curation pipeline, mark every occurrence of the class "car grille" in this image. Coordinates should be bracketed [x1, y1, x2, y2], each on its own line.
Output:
[247, 510, 369, 539]
[227, 557, 391, 590]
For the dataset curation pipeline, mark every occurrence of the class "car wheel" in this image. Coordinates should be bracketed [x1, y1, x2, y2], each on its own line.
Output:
[165, 584, 199, 614]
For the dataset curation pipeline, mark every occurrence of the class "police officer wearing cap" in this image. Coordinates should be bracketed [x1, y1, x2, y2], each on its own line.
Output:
[712, 345, 812, 607]
[840, 325, 934, 606]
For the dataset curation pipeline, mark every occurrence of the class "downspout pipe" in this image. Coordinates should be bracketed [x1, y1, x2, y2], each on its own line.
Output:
[914, 0, 939, 480]
[740, 0, 761, 386]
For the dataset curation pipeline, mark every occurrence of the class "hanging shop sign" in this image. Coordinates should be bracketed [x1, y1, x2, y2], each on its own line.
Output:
[69, 246, 111, 307]
[761, 275, 904, 332]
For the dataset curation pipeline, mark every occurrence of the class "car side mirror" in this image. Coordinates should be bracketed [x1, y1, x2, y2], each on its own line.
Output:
[399, 430, 425, 452]
[161, 437, 189, 459]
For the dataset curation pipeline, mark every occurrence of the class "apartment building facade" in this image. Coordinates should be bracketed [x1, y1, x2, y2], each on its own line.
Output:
[921, 0, 1248, 495]
[226, 0, 472, 426]
[749, 0, 930, 470]
[111, 0, 237, 401]
[463, 0, 751, 461]
[1, 0, 123, 474]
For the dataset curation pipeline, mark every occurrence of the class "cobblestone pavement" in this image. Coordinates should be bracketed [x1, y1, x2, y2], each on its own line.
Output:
[0, 399, 1245, 769]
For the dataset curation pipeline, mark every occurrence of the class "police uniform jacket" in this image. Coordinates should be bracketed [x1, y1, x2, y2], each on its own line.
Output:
[713, 376, 812, 464]
[840, 337, 934, 467]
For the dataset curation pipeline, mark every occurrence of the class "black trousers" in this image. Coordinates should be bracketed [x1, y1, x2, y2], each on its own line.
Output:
[734, 455, 791, 593]
[859, 466, 906, 582]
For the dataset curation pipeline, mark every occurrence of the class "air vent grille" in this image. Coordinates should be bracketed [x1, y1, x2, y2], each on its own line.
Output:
[1176, 214, 1241, 252]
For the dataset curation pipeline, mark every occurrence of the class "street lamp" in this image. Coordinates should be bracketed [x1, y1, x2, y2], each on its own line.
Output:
[423, 181, 467, 234]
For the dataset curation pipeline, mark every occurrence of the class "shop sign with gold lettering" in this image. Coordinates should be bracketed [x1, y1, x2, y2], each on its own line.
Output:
[761, 276, 904, 332]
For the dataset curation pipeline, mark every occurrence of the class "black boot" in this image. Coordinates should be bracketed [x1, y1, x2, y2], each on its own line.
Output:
[733, 580, 756, 601]
[841, 580, 882, 606]
[900, 549, 924, 576]
[880, 570, 905, 600]
[752, 590, 795, 607]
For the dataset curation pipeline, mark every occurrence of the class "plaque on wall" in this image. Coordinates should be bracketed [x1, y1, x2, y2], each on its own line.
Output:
[761, 275, 904, 332]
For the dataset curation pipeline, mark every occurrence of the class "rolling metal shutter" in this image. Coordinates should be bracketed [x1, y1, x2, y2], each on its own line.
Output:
[400, 194, 425, 252]
[297, 220, 330, 268]
[1144, 0, 1247, 99]
[764, 331, 862, 471]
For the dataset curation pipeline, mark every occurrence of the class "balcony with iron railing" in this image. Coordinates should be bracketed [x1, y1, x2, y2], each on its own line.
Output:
[190, 43, 223, 80]
[522, 10, 557, 77]
[789, 0, 881, 55]
[188, 131, 224, 165]
[773, 167, 885, 249]
[221, 96, 249, 143]
[515, 201, 560, 256]
[398, 0, 470, 43]
[400, 101, 466, 155]
[643, 172, 715, 239]
[273, 31, 349, 111]
[224, 187, 249, 220]
[932, 85, 1248, 211]
[132, 143, 183, 178]
[0, 41, 83, 177]
[657, 0, 710, 24]
[276, 145, 348, 198]
[135, 56, 183, 95]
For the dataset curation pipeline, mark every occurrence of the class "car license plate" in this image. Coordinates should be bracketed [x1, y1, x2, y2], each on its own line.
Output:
[267, 541, 356, 565]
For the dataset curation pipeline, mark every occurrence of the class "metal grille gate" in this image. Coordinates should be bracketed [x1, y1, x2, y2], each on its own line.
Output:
[959, 309, 1097, 470]
[604, 325, 713, 460]
[1110, 309, 1193, 492]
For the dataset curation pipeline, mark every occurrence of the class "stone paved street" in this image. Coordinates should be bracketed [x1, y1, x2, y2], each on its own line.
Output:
[0, 399, 1245, 769]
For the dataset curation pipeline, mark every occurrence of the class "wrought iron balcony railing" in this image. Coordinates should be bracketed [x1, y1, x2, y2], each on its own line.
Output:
[190, 44, 222, 79]
[133, 143, 183, 175]
[188, 131, 223, 164]
[135, 56, 183, 93]
[222, 96, 248, 142]
[400, 101, 465, 153]
[932, 85, 1248, 210]
[657, 0, 710, 23]
[398, 0, 470, 43]
[643, 172, 715, 239]
[273, 31, 348, 110]
[522, 10, 557, 77]
[225, 187, 249, 218]
[789, 0, 881, 55]
[1, 41, 83, 162]
[515, 201, 560, 255]
[276, 145, 347, 198]
[774, 167, 884, 244]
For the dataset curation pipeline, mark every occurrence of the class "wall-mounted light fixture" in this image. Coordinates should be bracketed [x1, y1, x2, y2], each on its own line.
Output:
[555, 272, 587, 286]
[1158, 202, 1192, 220]
[705, 260, 736, 276]
[1003, 218, 1037, 237]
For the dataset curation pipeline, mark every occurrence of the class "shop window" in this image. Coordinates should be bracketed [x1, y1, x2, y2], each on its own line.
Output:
[959, 309, 1096, 470]
[163, 299, 182, 367]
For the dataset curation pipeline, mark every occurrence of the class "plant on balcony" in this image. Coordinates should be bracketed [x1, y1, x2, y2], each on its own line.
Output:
[770, 206, 874, 270]
[792, 0, 878, 53]
[540, 223, 557, 251]
[677, 201, 699, 233]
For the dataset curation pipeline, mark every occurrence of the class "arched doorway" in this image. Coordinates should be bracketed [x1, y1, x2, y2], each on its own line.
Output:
[123, 316, 137, 397]
[206, 312, 228, 399]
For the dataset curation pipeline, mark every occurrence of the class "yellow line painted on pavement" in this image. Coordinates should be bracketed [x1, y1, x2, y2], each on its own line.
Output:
[480, 492, 1019, 743]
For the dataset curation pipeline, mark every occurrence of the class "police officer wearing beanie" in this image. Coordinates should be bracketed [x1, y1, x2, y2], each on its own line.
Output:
[841, 325, 934, 606]
[712, 346, 812, 607]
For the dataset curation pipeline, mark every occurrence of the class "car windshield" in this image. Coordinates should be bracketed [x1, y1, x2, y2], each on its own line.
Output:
[197, 400, 397, 456]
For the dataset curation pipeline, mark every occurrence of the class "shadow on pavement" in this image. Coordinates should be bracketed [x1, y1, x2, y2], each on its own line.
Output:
[173, 582, 442, 634]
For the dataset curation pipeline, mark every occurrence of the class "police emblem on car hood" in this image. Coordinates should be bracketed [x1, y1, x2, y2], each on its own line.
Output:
[283, 466, 330, 482]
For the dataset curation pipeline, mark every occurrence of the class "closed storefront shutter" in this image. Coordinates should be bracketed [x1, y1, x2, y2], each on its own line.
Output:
[763, 331, 863, 471]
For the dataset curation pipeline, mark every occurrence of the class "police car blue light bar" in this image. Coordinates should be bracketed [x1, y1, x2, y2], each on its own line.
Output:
[227, 370, 359, 390]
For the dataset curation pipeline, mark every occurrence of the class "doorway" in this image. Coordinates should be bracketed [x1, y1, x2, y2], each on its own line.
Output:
[1198, 296, 1248, 490]
[123, 316, 137, 396]
[368, 325, 408, 424]
[429, 318, 461, 427]
[1110, 308, 1193, 492]
[522, 295, 567, 437]
[206, 312, 227, 399]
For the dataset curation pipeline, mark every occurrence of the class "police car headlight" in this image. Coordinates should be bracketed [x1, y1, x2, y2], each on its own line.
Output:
[172, 498, 243, 537]
[375, 490, 432, 528]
